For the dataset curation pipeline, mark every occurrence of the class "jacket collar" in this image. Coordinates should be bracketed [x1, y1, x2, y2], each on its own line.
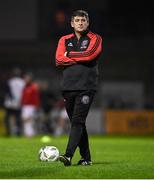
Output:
[73, 29, 90, 38]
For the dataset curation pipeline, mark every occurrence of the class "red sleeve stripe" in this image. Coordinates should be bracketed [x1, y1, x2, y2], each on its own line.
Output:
[56, 59, 63, 65]
[68, 35, 101, 58]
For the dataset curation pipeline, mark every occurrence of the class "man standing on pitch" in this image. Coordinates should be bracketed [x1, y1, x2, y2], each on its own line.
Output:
[55, 10, 102, 166]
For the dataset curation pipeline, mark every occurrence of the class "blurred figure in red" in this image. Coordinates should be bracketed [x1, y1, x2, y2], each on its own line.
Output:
[21, 73, 40, 137]
[51, 10, 71, 40]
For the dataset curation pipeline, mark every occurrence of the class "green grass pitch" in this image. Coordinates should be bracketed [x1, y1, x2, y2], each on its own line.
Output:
[0, 135, 154, 179]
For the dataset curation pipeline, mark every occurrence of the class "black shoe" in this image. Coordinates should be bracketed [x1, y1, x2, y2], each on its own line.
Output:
[59, 155, 71, 166]
[77, 158, 92, 166]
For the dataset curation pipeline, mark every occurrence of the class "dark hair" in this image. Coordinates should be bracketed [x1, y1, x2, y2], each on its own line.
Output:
[12, 68, 22, 77]
[71, 10, 89, 22]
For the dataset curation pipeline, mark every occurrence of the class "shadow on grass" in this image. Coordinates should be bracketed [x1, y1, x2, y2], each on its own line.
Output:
[93, 161, 119, 165]
[72, 161, 122, 166]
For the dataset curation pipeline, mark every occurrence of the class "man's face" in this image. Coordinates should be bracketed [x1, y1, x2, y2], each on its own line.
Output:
[24, 75, 32, 84]
[71, 16, 89, 33]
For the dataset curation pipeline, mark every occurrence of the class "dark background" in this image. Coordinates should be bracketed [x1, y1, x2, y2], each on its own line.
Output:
[0, 0, 153, 108]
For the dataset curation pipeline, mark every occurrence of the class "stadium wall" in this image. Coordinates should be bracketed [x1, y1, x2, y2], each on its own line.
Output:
[105, 110, 154, 135]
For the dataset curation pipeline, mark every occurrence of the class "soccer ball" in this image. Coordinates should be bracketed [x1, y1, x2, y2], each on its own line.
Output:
[39, 146, 59, 162]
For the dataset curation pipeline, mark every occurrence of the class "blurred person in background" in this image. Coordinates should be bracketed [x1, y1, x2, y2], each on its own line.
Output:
[55, 10, 102, 166]
[4, 68, 25, 136]
[51, 10, 71, 40]
[39, 81, 55, 134]
[21, 73, 40, 137]
[49, 97, 69, 136]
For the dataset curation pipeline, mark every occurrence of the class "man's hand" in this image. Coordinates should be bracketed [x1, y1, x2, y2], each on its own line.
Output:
[56, 59, 76, 67]
[64, 52, 68, 57]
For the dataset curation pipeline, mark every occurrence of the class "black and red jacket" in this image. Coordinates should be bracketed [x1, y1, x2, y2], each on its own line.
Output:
[55, 30, 103, 91]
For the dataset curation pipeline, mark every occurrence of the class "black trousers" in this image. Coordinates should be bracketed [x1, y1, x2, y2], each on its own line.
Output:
[62, 90, 95, 160]
[4, 108, 22, 136]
